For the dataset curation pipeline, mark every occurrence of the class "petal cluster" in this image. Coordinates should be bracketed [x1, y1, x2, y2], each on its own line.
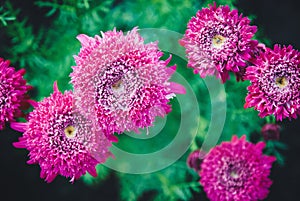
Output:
[71, 27, 185, 140]
[12, 83, 112, 183]
[186, 149, 206, 172]
[245, 45, 300, 121]
[180, 3, 258, 82]
[261, 123, 281, 141]
[0, 58, 31, 130]
[200, 135, 275, 201]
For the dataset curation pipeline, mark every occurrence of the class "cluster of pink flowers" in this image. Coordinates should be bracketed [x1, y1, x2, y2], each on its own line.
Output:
[183, 2, 298, 201]
[180, 2, 300, 121]
[3, 27, 184, 183]
[1, 1, 297, 200]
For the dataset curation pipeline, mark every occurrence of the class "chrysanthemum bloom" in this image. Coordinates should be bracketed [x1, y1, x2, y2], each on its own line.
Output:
[179, 3, 258, 82]
[11, 82, 112, 183]
[71, 27, 185, 140]
[187, 149, 206, 172]
[261, 123, 280, 141]
[245, 45, 300, 121]
[200, 135, 276, 201]
[0, 58, 31, 130]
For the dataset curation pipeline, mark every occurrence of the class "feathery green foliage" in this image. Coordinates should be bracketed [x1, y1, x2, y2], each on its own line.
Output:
[0, 4, 16, 26]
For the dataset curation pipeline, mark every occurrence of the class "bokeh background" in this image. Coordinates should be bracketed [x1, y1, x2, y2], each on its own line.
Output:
[0, 0, 300, 200]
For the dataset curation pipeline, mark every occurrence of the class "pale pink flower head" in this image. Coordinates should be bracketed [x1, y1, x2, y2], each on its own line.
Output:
[12, 82, 112, 183]
[245, 45, 300, 121]
[180, 3, 258, 82]
[0, 58, 31, 130]
[71, 27, 185, 140]
[200, 135, 276, 201]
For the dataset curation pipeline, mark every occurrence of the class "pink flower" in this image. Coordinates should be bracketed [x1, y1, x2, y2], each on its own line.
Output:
[180, 3, 258, 82]
[71, 27, 185, 140]
[0, 58, 31, 130]
[245, 45, 300, 121]
[187, 149, 206, 172]
[11, 82, 112, 183]
[261, 123, 280, 141]
[200, 135, 276, 201]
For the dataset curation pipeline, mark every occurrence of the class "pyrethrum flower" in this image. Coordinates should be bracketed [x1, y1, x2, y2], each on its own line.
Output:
[245, 45, 300, 121]
[261, 123, 280, 141]
[71, 27, 185, 140]
[186, 149, 206, 172]
[180, 3, 258, 82]
[200, 135, 275, 201]
[0, 58, 31, 130]
[12, 82, 112, 183]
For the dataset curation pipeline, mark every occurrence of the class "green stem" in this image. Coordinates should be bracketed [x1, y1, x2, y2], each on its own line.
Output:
[265, 115, 276, 124]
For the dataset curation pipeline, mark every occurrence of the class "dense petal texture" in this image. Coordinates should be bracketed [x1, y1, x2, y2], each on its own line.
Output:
[71, 27, 185, 140]
[180, 3, 258, 82]
[12, 83, 112, 183]
[200, 135, 276, 201]
[245, 45, 300, 121]
[0, 58, 31, 130]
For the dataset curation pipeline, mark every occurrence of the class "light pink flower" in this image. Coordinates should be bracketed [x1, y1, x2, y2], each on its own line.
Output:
[71, 27, 185, 140]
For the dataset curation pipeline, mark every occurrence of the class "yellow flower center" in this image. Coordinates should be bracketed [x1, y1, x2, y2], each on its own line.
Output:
[111, 79, 125, 95]
[64, 125, 76, 138]
[212, 35, 226, 48]
[275, 76, 288, 88]
[230, 171, 239, 179]
[112, 79, 123, 90]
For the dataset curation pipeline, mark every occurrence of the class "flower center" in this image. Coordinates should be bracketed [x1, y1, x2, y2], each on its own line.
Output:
[212, 35, 226, 48]
[64, 125, 76, 139]
[230, 170, 239, 179]
[111, 79, 124, 93]
[275, 76, 288, 88]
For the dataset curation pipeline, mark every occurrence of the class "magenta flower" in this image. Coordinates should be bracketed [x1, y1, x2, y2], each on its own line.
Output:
[71, 27, 185, 140]
[0, 58, 31, 130]
[261, 123, 281, 141]
[200, 135, 276, 201]
[187, 149, 206, 172]
[11, 82, 112, 183]
[245, 45, 300, 121]
[179, 3, 258, 82]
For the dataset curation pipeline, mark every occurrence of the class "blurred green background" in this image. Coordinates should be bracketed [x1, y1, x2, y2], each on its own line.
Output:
[0, 0, 299, 201]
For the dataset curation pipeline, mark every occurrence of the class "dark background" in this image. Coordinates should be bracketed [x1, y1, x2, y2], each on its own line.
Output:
[1, 0, 300, 200]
